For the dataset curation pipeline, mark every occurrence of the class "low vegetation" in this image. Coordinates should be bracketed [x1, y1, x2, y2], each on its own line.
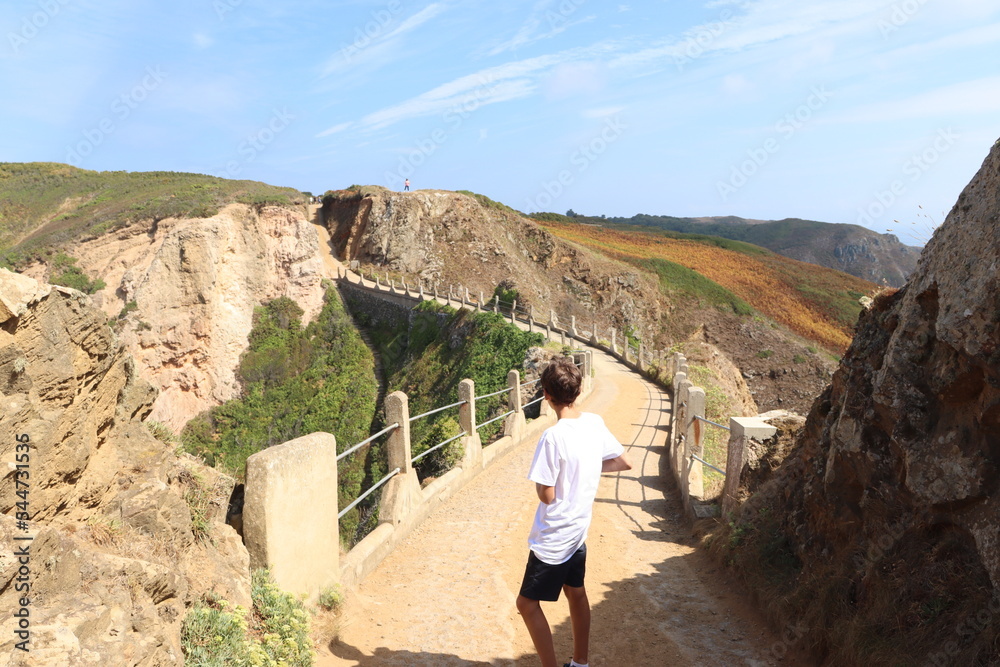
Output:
[181, 569, 313, 666]
[181, 286, 379, 545]
[685, 365, 731, 497]
[456, 189, 520, 215]
[351, 298, 543, 481]
[47, 251, 106, 293]
[0, 162, 305, 270]
[533, 217, 873, 352]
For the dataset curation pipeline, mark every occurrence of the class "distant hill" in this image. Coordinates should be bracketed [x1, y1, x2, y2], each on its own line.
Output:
[0, 162, 306, 268]
[540, 212, 922, 288]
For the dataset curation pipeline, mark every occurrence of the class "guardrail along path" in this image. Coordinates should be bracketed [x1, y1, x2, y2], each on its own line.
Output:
[319, 350, 782, 666]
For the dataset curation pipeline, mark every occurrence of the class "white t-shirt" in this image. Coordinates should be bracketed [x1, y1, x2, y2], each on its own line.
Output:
[526, 412, 624, 564]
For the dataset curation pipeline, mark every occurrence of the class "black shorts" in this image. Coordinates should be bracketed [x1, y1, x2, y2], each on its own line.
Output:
[518, 543, 587, 602]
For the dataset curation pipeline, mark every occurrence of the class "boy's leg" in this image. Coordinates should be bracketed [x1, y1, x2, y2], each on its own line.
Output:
[563, 584, 591, 665]
[516, 595, 558, 667]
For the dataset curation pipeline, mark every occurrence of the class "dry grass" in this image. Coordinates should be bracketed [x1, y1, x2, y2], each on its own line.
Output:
[537, 219, 875, 352]
[83, 516, 179, 566]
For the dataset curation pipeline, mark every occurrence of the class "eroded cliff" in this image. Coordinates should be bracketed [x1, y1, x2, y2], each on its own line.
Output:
[718, 138, 1000, 664]
[0, 270, 249, 664]
[34, 203, 324, 430]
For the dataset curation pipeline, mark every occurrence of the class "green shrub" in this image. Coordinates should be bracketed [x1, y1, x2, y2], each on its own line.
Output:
[181, 570, 314, 666]
[318, 585, 344, 612]
[354, 301, 543, 480]
[757, 349, 774, 359]
[181, 285, 379, 546]
[250, 569, 313, 665]
[48, 253, 105, 294]
[181, 597, 254, 666]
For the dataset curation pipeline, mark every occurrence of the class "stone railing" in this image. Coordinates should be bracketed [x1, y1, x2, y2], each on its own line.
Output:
[241, 292, 595, 600]
[336, 265, 673, 375]
[669, 352, 783, 519]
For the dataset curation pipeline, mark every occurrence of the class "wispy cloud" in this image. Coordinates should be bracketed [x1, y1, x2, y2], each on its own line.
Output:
[609, 0, 895, 71]
[488, 0, 593, 55]
[322, 44, 613, 135]
[321, 3, 447, 77]
[316, 121, 353, 138]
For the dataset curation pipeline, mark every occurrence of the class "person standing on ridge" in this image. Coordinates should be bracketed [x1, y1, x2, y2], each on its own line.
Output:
[404, 178, 410, 191]
[516, 357, 631, 667]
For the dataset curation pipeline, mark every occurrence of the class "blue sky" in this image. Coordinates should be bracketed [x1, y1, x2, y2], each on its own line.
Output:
[3, 0, 999, 241]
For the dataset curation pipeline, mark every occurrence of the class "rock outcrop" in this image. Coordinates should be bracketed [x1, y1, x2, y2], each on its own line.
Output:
[726, 138, 1000, 662]
[64, 203, 323, 430]
[0, 270, 250, 665]
[325, 187, 662, 346]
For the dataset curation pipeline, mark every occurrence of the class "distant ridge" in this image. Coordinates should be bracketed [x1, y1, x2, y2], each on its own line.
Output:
[543, 212, 921, 288]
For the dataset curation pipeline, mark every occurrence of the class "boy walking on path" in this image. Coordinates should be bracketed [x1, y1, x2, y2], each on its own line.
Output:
[516, 357, 632, 667]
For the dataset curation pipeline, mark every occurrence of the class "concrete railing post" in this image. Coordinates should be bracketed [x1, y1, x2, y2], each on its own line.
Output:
[505, 370, 526, 440]
[590, 322, 598, 346]
[493, 295, 499, 313]
[244, 432, 340, 601]
[381, 391, 421, 526]
[478, 290, 484, 312]
[722, 417, 778, 517]
[570, 316, 578, 338]
[611, 329, 617, 356]
[511, 300, 518, 324]
[683, 387, 706, 514]
[638, 342, 646, 372]
[459, 379, 483, 468]
[672, 368, 690, 482]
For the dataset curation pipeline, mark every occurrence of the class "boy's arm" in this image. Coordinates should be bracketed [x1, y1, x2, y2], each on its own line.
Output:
[535, 483, 555, 504]
[602, 452, 632, 473]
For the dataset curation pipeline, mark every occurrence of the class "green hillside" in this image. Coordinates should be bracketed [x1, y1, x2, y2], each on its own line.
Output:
[0, 162, 306, 269]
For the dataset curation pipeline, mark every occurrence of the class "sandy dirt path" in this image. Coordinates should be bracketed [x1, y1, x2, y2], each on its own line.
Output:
[316, 348, 792, 666]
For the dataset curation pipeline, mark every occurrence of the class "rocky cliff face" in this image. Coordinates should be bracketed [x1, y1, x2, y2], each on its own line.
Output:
[38, 203, 324, 430]
[726, 139, 1000, 662]
[0, 270, 249, 665]
[326, 187, 663, 345]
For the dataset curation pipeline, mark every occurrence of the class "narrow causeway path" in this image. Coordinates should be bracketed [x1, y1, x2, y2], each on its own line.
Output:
[317, 349, 787, 666]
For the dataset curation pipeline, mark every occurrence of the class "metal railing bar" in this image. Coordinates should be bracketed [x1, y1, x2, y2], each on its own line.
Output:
[475, 386, 510, 400]
[338, 468, 401, 519]
[523, 396, 545, 408]
[412, 431, 468, 464]
[409, 400, 468, 422]
[520, 378, 541, 387]
[477, 409, 515, 430]
[336, 423, 400, 462]
[695, 416, 731, 431]
[691, 454, 726, 476]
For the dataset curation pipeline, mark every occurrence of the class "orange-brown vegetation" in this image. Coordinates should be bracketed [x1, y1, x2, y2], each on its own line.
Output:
[536, 219, 877, 352]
